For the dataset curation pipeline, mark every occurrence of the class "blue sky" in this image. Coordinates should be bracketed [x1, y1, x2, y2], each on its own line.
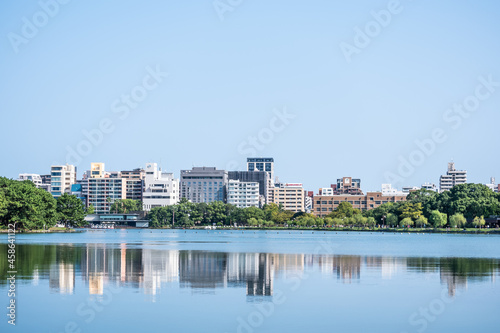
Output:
[1, 0, 499, 192]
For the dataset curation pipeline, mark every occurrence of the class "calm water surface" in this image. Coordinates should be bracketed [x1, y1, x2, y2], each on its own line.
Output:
[1, 230, 499, 333]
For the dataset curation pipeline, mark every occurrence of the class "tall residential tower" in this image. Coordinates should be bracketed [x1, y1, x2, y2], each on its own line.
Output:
[439, 162, 467, 192]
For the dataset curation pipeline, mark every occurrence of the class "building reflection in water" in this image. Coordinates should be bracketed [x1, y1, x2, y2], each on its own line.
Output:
[49, 263, 75, 294]
[21, 243, 498, 300]
[333, 255, 361, 283]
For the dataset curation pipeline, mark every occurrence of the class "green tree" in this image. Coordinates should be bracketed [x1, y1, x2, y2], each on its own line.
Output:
[227, 205, 243, 225]
[263, 203, 280, 221]
[179, 215, 193, 227]
[148, 205, 177, 227]
[386, 213, 398, 227]
[0, 190, 7, 219]
[56, 193, 86, 228]
[351, 214, 367, 227]
[110, 199, 142, 213]
[429, 210, 447, 228]
[206, 201, 227, 224]
[240, 206, 264, 224]
[274, 210, 294, 225]
[415, 216, 428, 228]
[327, 202, 360, 219]
[264, 220, 275, 227]
[0, 178, 57, 230]
[86, 204, 95, 215]
[400, 217, 414, 228]
[333, 218, 343, 227]
[449, 213, 466, 228]
[472, 216, 485, 229]
[366, 217, 376, 228]
[248, 217, 259, 226]
[324, 217, 333, 226]
[406, 189, 439, 218]
[367, 202, 395, 225]
[398, 202, 423, 221]
[444, 184, 500, 218]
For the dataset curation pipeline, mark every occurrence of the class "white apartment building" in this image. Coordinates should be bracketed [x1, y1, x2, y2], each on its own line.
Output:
[50, 164, 76, 198]
[270, 183, 305, 212]
[402, 186, 420, 194]
[485, 177, 496, 192]
[227, 180, 260, 208]
[381, 184, 406, 196]
[304, 195, 312, 213]
[421, 182, 439, 192]
[143, 163, 179, 211]
[18, 173, 43, 187]
[439, 162, 467, 192]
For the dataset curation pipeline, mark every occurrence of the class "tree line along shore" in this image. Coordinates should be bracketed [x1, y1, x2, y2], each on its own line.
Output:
[1, 177, 499, 232]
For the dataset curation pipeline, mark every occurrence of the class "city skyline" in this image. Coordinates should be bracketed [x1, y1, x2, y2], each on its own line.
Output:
[11, 158, 495, 193]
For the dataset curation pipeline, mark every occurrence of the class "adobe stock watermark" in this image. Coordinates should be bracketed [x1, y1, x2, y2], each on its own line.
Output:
[7, 0, 71, 54]
[213, 0, 244, 21]
[401, 288, 462, 333]
[339, 0, 408, 63]
[224, 106, 296, 171]
[385, 74, 498, 186]
[63, 65, 168, 167]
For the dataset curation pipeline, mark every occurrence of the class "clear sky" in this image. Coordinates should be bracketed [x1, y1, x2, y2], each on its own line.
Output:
[1, 0, 499, 192]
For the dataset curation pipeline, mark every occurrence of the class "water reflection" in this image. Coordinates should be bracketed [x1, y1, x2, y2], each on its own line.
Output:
[0, 244, 498, 299]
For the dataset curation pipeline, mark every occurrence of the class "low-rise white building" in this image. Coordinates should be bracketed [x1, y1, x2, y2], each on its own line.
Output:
[485, 177, 496, 192]
[421, 182, 439, 192]
[381, 184, 406, 196]
[402, 186, 420, 194]
[319, 188, 334, 196]
[143, 163, 179, 211]
[227, 180, 260, 208]
[18, 173, 43, 187]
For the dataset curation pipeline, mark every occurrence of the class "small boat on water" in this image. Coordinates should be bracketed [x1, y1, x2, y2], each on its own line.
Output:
[91, 224, 115, 230]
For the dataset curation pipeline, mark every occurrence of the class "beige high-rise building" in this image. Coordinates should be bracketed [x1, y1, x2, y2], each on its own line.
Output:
[121, 168, 145, 201]
[270, 183, 304, 212]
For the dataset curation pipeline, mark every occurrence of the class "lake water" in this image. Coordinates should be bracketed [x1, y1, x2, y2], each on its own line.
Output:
[1, 230, 500, 333]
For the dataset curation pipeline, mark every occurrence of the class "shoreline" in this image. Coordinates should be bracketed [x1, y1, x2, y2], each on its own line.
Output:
[152, 226, 500, 234]
[1, 227, 499, 234]
[0, 229, 83, 234]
